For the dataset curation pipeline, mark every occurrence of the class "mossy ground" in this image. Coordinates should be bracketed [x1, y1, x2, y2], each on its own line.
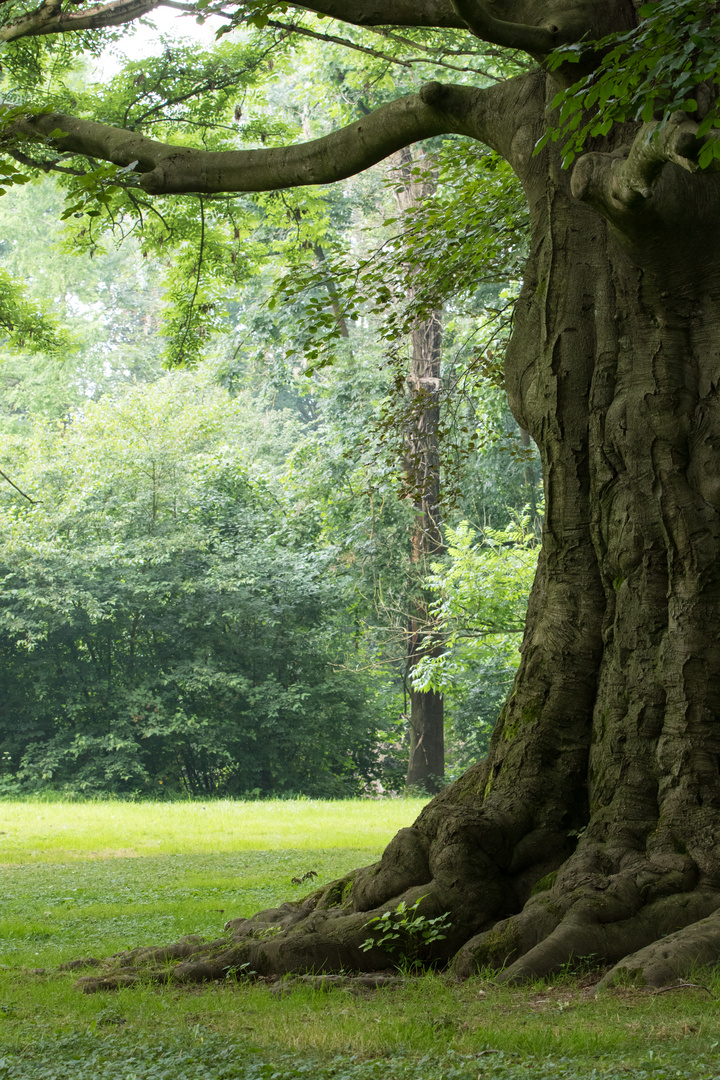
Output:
[2, 799, 720, 1079]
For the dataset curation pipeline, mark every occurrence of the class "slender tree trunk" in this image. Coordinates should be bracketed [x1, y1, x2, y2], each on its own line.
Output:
[405, 309, 445, 792]
[313, 242, 350, 339]
[394, 149, 446, 793]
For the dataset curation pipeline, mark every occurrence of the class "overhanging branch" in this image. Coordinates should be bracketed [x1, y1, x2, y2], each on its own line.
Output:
[448, 0, 636, 60]
[450, 0, 559, 54]
[17, 83, 481, 195]
[287, 1, 466, 28]
[1, 0, 471, 39]
[0, 0, 159, 40]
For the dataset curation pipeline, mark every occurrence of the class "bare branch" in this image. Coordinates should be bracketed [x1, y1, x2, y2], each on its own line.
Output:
[0, 0, 159, 41]
[361, 26, 506, 80]
[157, 0, 198, 11]
[270, 18, 505, 79]
[0, 467, 36, 504]
[6, 145, 86, 176]
[17, 83, 485, 195]
[266, 19, 414, 68]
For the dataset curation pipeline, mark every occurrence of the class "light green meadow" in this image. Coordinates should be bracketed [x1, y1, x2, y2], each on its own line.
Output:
[0, 797, 428, 863]
[0, 798, 427, 968]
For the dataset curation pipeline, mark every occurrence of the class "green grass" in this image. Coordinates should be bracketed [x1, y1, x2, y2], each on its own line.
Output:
[0, 797, 425, 862]
[2, 798, 720, 1079]
[0, 798, 428, 967]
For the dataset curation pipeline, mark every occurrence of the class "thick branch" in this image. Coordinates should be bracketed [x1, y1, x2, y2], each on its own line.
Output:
[287, 1, 466, 28]
[0, 0, 158, 40]
[571, 114, 720, 219]
[0, 0, 468, 41]
[450, 0, 559, 53]
[449, 0, 636, 60]
[18, 84, 481, 195]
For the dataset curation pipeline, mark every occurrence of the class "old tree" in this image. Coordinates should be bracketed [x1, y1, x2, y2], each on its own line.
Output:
[10, 0, 720, 988]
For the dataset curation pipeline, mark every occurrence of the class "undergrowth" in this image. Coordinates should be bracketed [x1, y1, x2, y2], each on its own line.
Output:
[3, 1035, 720, 1080]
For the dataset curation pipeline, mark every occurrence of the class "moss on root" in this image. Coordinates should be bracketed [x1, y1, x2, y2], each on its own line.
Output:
[450, 919, 522, 978]
[530, 871, 558, 896]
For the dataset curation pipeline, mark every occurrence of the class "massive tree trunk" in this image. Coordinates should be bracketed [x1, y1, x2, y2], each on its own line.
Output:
[80, 67, 720, 991]
[34, 1, 720, 993]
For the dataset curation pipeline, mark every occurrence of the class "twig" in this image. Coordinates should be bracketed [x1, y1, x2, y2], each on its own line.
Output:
[0, 467, 37, 504]
[172, 194, 205, 363]
[653, 980, 713, 997]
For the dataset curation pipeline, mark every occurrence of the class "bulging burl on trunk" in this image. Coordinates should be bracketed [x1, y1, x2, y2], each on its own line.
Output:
[19, 0, 720, 991]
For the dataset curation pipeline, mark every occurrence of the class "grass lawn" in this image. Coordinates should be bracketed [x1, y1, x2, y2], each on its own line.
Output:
[1, 798, 720, 1079]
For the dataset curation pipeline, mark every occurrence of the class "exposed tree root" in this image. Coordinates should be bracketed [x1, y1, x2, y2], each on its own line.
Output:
[598, 908, 720, 989]
[71, 781, 720, 994]
[74, 880, 720, 993]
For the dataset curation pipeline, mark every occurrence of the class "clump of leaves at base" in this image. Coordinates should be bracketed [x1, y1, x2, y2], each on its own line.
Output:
[360, 898, 451, 970]
[540, 1, 720, 169]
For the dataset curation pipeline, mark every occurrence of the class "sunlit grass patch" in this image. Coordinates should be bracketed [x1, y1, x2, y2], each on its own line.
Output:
[0, 797, 428, 863]
[0, 849, 381, 966]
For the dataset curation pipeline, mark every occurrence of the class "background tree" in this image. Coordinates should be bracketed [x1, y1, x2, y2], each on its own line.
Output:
[393, 147, 445, 794]
[413, 513, 539, 773]
[0, 166, 532, 799]
[0, 368, 406, 797]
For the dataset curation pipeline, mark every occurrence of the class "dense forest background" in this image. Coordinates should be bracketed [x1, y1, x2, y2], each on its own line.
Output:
[0, 20, 541, 798]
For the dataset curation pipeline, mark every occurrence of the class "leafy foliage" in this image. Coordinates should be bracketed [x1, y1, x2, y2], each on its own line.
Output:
[0, 268, 69, 357]
[0, 23, 543, 794]
[270, 145, 525, 366]
[541, 1, 720, 168]
[0, 178, 166, 429]
[413, 516, 539, 769]
[360, 897, 451, 969]
[0, 372, 401, 797]
[1, 1038, 717, 1080]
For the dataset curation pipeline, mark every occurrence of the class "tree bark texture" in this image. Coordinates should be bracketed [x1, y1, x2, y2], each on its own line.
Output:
[67, 7, 720, 993]
[392, 150, 446, 794]
[404, 306, 445, 793]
